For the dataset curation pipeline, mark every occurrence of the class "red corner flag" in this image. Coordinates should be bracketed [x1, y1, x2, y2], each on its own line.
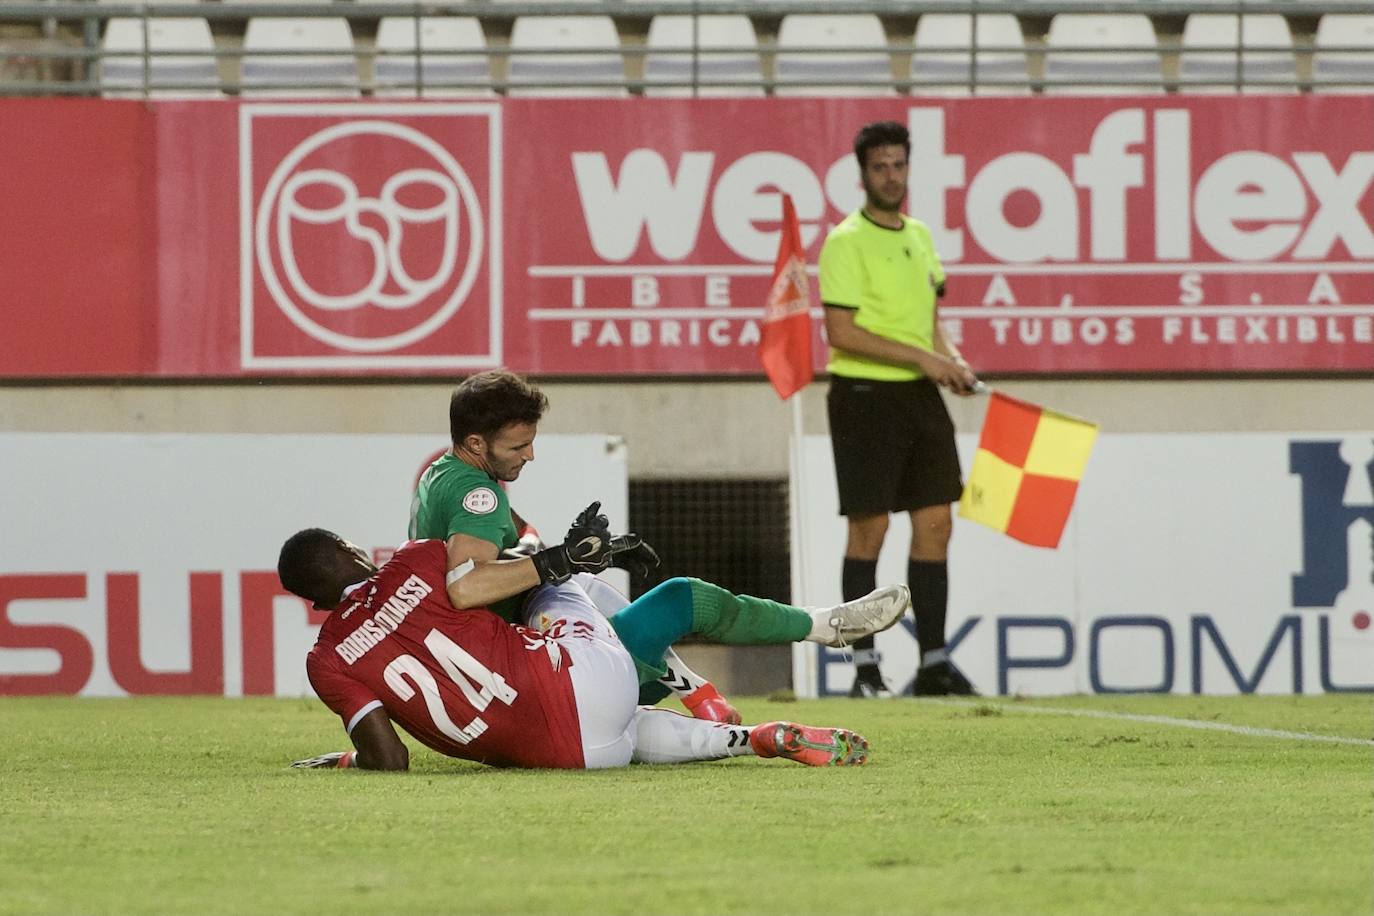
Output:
[759, 194, 814, 400]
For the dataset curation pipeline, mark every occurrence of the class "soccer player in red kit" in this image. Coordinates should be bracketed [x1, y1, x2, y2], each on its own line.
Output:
[281, 516, 910, 771]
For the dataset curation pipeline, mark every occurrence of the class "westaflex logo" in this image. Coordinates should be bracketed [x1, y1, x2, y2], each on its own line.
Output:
[239, 104, 503, 371]
[1291, 438, 1374, 691]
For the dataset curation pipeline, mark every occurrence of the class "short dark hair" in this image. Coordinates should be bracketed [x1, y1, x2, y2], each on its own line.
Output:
[449, 369, 549, 444]
[854, 121, 911, 169]
[278, 527, 344, 607]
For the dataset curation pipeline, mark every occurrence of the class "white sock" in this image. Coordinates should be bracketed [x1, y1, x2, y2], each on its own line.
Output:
[658, 647, 709, 697]
[630, 707, 753, 763]
[804, 606, 836, 643]
[921, 648, 949, 668]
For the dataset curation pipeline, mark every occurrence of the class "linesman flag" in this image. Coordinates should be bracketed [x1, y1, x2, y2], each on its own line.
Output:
[759, 194, 813, 400]
[958, 392, 1099, 548]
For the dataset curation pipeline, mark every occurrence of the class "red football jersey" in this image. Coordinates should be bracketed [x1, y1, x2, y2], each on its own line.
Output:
[306, 540, 585, 768]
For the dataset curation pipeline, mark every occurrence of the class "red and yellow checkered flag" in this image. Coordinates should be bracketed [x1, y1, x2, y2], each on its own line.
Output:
[958, 392, 1098, 548]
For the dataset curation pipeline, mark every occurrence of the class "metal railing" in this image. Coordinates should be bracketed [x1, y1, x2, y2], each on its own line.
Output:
[1, 1, 1371, 98]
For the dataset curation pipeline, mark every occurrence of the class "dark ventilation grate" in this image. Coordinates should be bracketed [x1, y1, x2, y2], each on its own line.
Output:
[627, 478, 791, 604]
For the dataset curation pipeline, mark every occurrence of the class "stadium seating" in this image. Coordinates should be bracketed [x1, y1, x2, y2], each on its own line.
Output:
[774, 14, 895, 96]
[1043, 13, 1162, 95]
[1311, 14, 1374, 94]
[229, 0, 359, 97]
[98, 0, 220, 98]
[910, 13, 1029, 97]
[373, 14, 493, 97]
[642, 15, 763, 97]
[506, 15, 626, 96]
[1178, 14, 1298, 94]
[4, 2, 1369, 98]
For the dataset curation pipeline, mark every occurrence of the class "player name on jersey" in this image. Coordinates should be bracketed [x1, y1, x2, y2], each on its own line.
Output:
[335, 575, 433, 666]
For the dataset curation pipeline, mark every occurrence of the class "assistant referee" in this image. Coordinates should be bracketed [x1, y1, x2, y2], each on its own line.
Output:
[819, 120, 980, 697]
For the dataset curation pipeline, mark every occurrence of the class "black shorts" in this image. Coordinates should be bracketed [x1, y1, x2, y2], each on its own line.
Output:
[826, 376, 963, 517]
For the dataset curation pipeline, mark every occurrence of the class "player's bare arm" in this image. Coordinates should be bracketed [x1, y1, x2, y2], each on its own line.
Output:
[823, 305, 977, 394]
[443, 531, 541, 609]
[290, 708, 410, 771]
[931, 302, 979, 398]
[348, 708, 410, 770]
[445, 502, 632, 609]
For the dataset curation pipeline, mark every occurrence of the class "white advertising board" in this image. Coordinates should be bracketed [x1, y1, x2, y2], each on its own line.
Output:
[791, 432, 1374, 696]
[0, 433, 627, 697]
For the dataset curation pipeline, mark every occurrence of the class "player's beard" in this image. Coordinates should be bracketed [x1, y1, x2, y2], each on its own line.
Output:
[491, 456, 526, 482]
[863, 175, 906, 216]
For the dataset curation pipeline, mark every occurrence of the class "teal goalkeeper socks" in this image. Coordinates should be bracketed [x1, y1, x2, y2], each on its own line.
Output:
[609, 577, 813, 684]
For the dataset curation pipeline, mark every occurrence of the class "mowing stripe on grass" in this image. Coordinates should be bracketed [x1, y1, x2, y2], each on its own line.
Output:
[921, 698, 1374, 747]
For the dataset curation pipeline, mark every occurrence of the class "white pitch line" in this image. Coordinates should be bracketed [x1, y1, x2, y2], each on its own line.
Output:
[918, 698, 1374, 747]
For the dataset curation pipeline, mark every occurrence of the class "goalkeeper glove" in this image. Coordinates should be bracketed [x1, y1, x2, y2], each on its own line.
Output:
[531, 501, 615, 584]
[612, 537, 662, 582]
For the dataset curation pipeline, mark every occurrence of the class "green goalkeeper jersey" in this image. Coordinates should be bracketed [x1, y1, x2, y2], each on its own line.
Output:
[408, 452, 522, 620]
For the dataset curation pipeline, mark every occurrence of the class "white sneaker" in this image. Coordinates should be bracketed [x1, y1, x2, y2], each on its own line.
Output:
[807, 585, 911, 648]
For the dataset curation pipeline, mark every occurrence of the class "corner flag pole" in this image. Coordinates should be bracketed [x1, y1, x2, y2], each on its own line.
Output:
[789, 388, 808, 607]
[787, 384, 816, 696]
[759, 193, 818, 695]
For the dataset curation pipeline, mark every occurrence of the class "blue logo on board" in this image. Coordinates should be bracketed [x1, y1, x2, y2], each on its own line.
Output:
[1290, 439, 1374, 609]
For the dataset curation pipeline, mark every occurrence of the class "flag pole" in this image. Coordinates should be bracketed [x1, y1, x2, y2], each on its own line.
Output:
[789, 388, 808, 608]
[759, 192, 819, 696]
[787, 385, 815, 696]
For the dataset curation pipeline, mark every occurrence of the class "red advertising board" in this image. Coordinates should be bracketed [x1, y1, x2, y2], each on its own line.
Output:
[1, 96, 1370, 377]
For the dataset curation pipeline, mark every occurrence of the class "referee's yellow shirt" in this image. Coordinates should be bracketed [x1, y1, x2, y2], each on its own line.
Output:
[818, 210, 945, 382]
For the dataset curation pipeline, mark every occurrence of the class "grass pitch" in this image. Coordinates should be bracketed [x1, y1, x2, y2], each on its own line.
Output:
[2, 694, 1370, 916]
